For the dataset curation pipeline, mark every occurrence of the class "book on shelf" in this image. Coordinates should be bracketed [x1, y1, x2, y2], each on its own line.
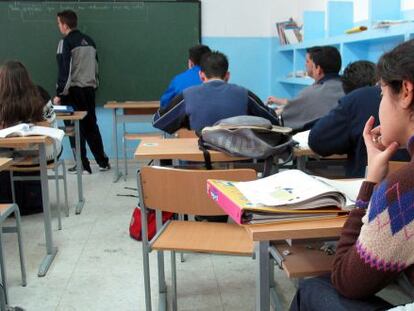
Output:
[53, 105, 74, 115]
[207, 169, 363, 224]
[0, 123, 65, 142]
[276, 18, 302, 45]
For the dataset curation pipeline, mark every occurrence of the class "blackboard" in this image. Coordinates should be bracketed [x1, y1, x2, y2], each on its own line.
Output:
[0, 1, 201, 105]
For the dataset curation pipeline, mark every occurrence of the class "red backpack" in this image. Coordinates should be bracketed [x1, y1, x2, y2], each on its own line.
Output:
[129, 207, 174, 241]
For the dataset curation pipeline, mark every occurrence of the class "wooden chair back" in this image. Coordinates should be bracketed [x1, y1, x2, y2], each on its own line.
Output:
[139, 166, 256, 215]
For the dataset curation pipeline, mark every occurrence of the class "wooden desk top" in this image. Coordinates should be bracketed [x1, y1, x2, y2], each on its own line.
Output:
[0, 136, 49, 148]
[293, 147, 346, 159]
[0, 158, 12, 171]
[104, 101, 160, 109]
[56, 111, 87, 121]
[244, 216, 346, 241]
[135, 138, 246, 162]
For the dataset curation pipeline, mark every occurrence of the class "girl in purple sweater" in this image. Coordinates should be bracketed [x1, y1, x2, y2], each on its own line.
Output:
[290, 39, 414, 311]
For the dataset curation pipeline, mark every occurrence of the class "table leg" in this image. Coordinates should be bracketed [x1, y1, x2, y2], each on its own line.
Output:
[112, 108, 122, 183]
[296, 155, 307, 171]
[74, 120, 85, 214]
[38, 143, 58, 277]
[256, 241, 270, 311]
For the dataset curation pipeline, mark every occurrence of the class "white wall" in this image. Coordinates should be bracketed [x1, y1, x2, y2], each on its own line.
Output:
[201, 0, 414, 38]
[201, 0, 299, 37]
[402, 0, 414, 10]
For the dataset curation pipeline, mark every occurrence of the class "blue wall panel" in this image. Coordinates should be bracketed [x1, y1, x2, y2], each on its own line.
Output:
[202, 37, 272, 100]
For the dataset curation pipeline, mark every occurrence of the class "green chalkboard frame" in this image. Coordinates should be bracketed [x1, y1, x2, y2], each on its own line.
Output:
[0, 1, 201, 105]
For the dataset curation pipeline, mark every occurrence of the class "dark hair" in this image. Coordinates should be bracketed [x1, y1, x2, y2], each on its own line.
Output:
[0, 61, 44, 128]
[189, 45, 211, 66]
[306, 46, 341, 74]
[57, 10, 78, 29]
[200, 51, 229, 79]
[377, 39, 414, 101]
[341, 61, 377, 94]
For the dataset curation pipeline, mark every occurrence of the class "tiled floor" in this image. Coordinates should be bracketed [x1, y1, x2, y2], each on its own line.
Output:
[3, 162, 297, 311]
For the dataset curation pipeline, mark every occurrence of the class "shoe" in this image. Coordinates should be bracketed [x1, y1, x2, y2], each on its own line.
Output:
[68, 165, 92, 175]
[99, 163, 111, 171]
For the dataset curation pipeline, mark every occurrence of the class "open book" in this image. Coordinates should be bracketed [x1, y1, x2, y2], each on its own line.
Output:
[207, 170, 363, 224]
[235, 170, 362, 210]
[0, 123, 65, 142]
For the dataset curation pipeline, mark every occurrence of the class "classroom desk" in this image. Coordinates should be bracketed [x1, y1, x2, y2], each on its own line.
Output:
[104, 101, 160, 182]
[293, 146, 346, 171]
[135, 137, 246, 162]
[0, 158, 12, 171]
[0, 137, 57, 277]
[56, 111, 87, 214]
[244, 218, 346, 310]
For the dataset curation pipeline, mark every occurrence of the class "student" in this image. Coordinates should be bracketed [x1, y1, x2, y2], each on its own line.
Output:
[268, 46, 344, 132]
[0, 61, 60, 161]
[160, 44, 211, 108]
[153, 51, 279, 134]
[290, 39, 414, 311]
[0, 61, 55, 129]
[309, 61, 410, 177]
[54, 10, 110, 174]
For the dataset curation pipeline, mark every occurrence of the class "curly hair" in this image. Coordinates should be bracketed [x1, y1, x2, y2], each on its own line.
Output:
[341, 61, 377, 94]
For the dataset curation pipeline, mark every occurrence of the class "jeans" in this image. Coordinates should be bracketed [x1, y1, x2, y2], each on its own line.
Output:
[289, 275, 393, 311]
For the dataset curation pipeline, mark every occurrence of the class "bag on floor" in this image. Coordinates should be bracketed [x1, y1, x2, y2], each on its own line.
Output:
[129, 207, 173, 241]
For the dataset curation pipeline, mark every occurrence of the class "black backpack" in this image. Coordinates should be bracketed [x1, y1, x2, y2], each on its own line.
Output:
[198, 116, 294, 175]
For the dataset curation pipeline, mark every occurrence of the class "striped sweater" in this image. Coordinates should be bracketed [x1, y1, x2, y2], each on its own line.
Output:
[332, 136, 414, 299]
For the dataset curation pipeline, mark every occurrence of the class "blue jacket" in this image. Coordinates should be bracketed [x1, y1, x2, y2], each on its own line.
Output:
[160, 65, 202, 108]
[153, 80, 280, 134]
[309, 86, 410, 177]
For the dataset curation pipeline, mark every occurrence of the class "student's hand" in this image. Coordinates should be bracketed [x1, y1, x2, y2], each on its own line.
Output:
[267, 96, 278, 104]
[53, 96, 61, 105]
[363, 116, 399, 183]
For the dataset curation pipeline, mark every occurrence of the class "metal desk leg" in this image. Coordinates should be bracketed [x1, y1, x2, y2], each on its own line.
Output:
[74, 120, 85, 214]
[112, 108, 122, 183]
[156, 210, 167, 311]
[38, 144, 58, 277]
[256, 241, 270, 311]
[296, 156, 307, 171]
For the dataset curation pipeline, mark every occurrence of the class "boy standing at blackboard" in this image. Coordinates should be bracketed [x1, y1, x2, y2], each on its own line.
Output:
[54, 10, 110, 174]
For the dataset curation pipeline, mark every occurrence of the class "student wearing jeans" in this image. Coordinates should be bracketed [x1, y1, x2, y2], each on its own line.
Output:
[290, 39, 414, 311]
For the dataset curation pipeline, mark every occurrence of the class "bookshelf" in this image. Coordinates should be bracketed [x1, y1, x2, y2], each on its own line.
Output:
[272, 0, 413, 98]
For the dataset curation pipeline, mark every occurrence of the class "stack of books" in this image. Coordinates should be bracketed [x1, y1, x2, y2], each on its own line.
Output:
[207, 169, 363, 224]
[276, 18, 302, 45]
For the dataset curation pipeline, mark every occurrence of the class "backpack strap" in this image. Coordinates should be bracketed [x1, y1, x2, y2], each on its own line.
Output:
[198, 137, 212, 170]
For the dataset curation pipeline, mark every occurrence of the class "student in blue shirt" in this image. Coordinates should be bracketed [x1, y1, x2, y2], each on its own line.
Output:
[160, 44, 211, 108]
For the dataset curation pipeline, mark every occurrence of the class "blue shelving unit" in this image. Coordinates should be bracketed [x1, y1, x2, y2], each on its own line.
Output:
[272, 0, 414, 98]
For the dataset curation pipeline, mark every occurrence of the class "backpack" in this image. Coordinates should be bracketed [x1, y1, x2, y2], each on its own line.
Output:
[129, 207, 173, 241]
[198, 116, 294, 174]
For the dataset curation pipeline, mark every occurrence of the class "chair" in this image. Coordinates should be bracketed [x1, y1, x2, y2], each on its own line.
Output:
[0, 204, 26, 307]
[7, 143, 68, 229]
[138, 166, 257, 311]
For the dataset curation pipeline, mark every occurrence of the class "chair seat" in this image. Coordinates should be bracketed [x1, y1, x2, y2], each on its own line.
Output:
[0, 204, 14, 215]
[8, 162, 58, 172]
[124, 133, 163, 141]
[273, 242, 335, 278]
[152, 220, 254, 256]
